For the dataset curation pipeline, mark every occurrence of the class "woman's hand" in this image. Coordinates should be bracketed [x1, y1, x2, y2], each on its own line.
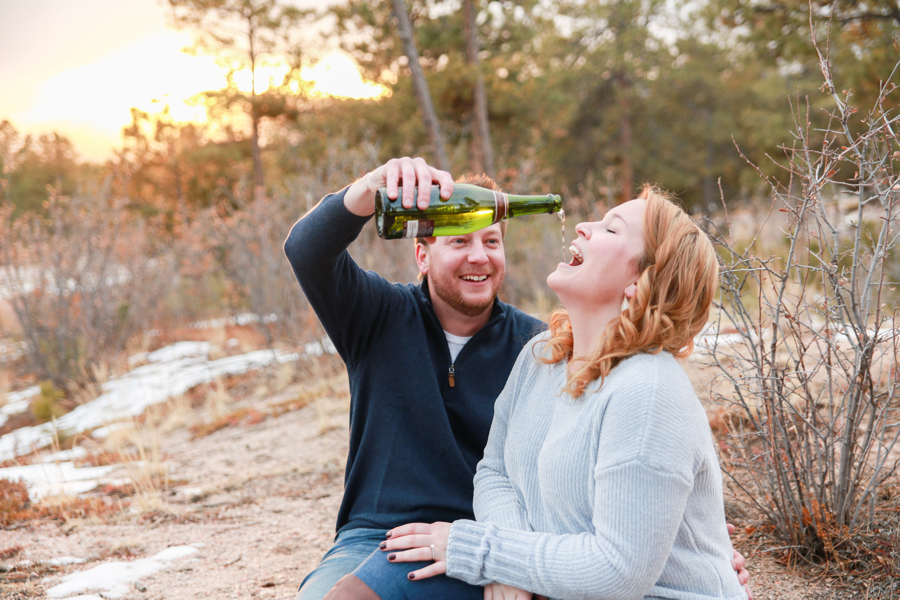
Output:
[484, 582, 533, 600]
[381, 521, 452, 580]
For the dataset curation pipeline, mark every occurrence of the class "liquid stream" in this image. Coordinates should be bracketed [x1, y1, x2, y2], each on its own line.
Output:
[558, 208, 567, 262]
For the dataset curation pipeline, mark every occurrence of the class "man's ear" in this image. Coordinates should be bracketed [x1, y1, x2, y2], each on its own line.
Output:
[415, 241, 429, 276]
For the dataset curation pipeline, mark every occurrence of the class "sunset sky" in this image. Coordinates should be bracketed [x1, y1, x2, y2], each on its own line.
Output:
[0, 0, 386, 162]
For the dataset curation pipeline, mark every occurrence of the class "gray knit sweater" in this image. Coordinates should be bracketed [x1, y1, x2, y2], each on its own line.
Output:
[445, 334, 748, 600]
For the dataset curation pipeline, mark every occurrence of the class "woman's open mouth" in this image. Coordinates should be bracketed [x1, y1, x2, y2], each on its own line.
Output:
[568, 244, 583, 267]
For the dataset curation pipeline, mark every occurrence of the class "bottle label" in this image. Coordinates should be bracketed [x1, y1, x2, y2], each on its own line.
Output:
[492, 191, 509, 223]
[402, 220, 435, 238]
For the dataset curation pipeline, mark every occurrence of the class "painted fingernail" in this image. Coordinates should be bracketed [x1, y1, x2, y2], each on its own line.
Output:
[379, 542, 386, 550]
[408, 573, 416, 580]
[385, 532, 392, 538]
[388, 554, 396, 561]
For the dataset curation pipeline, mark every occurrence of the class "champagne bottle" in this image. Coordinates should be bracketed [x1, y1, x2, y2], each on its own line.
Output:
[375, 183, 562, 239]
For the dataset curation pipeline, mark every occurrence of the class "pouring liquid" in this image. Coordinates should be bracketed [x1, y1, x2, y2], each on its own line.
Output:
[558, 208, 567, 262]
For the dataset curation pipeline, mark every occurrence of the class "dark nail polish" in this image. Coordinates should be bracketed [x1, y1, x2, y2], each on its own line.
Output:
[379, 542, 386, 550]
[408, 573, 416, 580]
[385, 531, 392, 538]
[388, 554, 396, 561]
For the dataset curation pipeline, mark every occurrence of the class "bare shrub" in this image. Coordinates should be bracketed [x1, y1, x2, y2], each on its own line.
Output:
[0, 186, 177, 390]
[701, 39, 900, 565]
[202, 139, 420, 346]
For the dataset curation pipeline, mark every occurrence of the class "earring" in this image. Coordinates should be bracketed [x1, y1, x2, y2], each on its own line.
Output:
[621, 297, 630, 313]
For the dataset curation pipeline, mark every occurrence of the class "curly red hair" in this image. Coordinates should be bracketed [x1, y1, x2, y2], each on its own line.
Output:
[537, 185, 718, 397]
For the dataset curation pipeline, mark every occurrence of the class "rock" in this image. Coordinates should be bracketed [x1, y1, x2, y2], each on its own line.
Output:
[135, 580, 148, 592]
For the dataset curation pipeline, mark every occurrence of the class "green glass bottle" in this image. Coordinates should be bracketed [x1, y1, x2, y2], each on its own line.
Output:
[375, 183, 562, 239]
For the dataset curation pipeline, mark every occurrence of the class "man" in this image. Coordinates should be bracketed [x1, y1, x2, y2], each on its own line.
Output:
[284, 157, 751, 600]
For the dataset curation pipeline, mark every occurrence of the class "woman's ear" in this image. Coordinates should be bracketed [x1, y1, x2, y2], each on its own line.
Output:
[624, 283, 638, 300]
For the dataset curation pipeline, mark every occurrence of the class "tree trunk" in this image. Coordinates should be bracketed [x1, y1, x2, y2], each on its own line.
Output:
[702, 135, 715, 216]
[170, 139, 187, 222]
[247, 12, 265, 202]
[391, 0, 450, 171]
[463, 0, 494, 177]
[617, 90, 632, 204]
[251, 111, 264, 201]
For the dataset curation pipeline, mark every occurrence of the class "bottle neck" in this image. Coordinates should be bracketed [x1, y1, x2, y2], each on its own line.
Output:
[505, 194, 562, 219]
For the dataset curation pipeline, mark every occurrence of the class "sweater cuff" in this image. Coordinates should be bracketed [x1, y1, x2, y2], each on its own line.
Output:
[446, 520, 489, 585]
[447, 520, 537, 588]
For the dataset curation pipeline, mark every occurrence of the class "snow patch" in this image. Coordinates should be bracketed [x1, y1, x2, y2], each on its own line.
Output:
[0, 462, 117, 500]
[48, 556, 88, 566]
[0, 344, 299, 461]
[42, 447, 88, 463]
[0, 385, 40, 428]
[46, 545, 199, 599]
[146, 341, 210, 363]
[304, 336, 337, 357]
[17, 557, 85, 570]
[90, 423, 132, 440]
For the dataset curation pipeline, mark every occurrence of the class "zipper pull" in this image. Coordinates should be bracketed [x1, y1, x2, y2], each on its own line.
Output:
[448, 364, 456, 387]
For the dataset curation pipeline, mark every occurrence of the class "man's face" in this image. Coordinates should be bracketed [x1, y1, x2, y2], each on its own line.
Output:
[415, 224, 506, 318]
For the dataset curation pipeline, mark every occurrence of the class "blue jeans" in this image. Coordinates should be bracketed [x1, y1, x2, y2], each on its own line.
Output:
[353, 544, 483, 600]
[296, 528, 388, 600]
[296, 527, 483, 600]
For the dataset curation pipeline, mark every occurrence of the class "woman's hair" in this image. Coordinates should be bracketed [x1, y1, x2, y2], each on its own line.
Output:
[538, 184, 719, 397]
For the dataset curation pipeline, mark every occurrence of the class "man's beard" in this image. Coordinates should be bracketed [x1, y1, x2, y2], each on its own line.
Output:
[430, 268, 502, 317]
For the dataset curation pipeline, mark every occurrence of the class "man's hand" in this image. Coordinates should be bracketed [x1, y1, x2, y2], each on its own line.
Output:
[727, 523, 753, 600]
[484, 582, 532, 600]
[344, 156, 454, 217]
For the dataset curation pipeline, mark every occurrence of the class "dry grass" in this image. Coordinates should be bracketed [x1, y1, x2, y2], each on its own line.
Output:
[189, 406, 265, 439]
[102, 539, 144, 559]
[0, 478, 121, 527]
[189, 357, 348, 439]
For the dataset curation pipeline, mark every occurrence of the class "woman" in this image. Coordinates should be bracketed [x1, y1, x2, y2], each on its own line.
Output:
[347, 187, 747, 600]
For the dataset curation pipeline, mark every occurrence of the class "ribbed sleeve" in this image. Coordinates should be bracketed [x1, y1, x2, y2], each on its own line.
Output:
[471, 343, 533, 531]
[446, 337, 748, 600]
[448, 462, 692, 599]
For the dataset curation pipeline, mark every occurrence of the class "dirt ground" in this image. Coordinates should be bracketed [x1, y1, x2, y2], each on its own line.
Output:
[0, 359, 896, 600]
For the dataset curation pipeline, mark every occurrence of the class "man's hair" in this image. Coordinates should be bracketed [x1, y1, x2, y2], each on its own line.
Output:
[415, 173, 508, 247]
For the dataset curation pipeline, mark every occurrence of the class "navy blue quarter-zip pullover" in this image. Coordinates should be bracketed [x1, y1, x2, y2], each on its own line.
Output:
[284, 187, 544, 533]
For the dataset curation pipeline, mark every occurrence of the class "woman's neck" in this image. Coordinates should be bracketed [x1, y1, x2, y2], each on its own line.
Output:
[566, 303, 623, 361]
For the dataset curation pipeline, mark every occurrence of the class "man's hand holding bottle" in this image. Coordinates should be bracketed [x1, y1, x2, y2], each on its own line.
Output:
[344, 156, 454, 217]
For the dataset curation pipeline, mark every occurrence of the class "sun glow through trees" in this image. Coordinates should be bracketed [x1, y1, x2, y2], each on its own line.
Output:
[6, 32, 387, 162]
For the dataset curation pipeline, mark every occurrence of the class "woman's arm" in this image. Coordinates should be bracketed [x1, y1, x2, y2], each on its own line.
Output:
[380, 459, 692, 600]
[471, 342, 535, 531]
[457, 463, 692, 599]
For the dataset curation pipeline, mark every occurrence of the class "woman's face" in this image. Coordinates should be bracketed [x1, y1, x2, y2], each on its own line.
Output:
[547, 198, 646, 310]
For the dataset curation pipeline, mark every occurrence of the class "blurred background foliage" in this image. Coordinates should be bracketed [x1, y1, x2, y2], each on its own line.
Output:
[2, 0, 895, 215]
[0, 0, 896, 363]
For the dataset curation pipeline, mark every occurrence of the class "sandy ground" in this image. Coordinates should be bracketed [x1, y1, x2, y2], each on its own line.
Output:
[0, 360, 895, 600]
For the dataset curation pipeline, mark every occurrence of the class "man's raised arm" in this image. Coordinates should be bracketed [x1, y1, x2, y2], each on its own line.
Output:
[282, 157, 454, 364]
